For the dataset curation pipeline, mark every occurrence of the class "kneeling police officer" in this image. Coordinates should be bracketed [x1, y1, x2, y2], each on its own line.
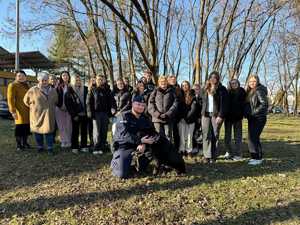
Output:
[111, 95, 186, 179]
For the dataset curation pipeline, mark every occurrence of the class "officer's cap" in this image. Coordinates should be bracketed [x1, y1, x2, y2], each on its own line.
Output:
[132, 95, 145, 103]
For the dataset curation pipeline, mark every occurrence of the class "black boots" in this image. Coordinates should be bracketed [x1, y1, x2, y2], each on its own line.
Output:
[16, 136, 31, 151]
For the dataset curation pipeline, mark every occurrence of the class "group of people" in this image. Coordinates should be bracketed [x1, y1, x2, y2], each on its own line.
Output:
[7, 69, 268, 179]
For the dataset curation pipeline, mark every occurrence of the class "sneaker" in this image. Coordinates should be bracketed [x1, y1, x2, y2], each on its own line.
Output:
[232, 156, 242, 161]
[72, 149, 79, 154]
[224, 152, 231, 159]
[16, 147, 24, 152]
[47, 149, 54, 155]
[93, 150, 103, 155]
[248, 159, 263, 165]
[37, 147, 44, 153]
[80, 147, 89, 153]
[23, 143, 31, 149]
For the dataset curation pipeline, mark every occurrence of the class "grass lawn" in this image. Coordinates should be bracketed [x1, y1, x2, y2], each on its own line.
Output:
[0, 115, 299, 225]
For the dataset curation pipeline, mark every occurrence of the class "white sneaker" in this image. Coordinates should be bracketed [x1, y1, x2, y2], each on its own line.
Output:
[232, 156, 242, 161]
[93, 150, 103, 155]
[81, 147, 89, 153]
[72, 149, 79, 154]
[248, 159, 263, 165]
[224, 152, 231, 159]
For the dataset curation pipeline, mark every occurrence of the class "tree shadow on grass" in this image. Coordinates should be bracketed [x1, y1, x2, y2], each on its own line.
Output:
[0, 148, 110, 191]
[196, 200, 300, 225]
[0, 140, 299, 219]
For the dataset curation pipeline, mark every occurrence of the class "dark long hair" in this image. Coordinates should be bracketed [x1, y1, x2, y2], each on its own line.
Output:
[205, 71, 220, 94]
[181, 81, 193, 105]
[59, 71, 71, 86]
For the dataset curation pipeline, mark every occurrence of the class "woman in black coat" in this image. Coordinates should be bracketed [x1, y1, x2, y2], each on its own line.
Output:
[201, 71, 228, 163]
[177, 81, 199, 155]
[244, 75, 268, 165]
[65, 75, 89, 154]
[192, 83, 203, 154]
[111, 78, 131, 135]
[224, 79, 246, 160]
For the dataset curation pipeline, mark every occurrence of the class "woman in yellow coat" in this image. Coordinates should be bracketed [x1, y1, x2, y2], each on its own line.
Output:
[7, 70, 30, 151]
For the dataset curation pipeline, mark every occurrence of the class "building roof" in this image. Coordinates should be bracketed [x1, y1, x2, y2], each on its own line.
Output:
[0, 46, 56, 70]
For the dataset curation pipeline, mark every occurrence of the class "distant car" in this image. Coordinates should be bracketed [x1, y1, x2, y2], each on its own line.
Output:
[0, 99, 11, 118]
[272, 106, 284, 114]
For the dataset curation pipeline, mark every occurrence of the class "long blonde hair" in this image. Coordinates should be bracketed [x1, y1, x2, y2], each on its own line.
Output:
[246, 74, 260, 101]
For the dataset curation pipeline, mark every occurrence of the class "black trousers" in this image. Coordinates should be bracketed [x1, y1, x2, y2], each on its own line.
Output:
[248, 116, 267, 160]
[15, 124, 30, 148]
[71, 115, 88, 149]
[87, 118, 94, 147]
[193, 119, 202, 150]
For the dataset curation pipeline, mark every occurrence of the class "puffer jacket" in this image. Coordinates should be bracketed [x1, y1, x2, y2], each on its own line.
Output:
[86, 86, 114, 119]
[245, 84, 268, 119]
[148, 87, 178, 123]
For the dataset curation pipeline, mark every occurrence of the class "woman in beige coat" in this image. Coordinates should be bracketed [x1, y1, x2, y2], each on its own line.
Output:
[24, 72, 58, 154]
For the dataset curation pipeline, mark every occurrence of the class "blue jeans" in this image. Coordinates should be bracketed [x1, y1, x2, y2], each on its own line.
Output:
[34, 133, 54, 151]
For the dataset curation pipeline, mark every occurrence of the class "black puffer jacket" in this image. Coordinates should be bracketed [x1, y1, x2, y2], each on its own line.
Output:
[245, 84, 268, 119]
[112, 89, 131, 114]
[178, 95, 199, 124]
[201, 84, 228, 118]
[86, 86, 114, 119]
[148, 87, 178, 123]
[65, 86, 88, 118]
[226, 87, 246, 121]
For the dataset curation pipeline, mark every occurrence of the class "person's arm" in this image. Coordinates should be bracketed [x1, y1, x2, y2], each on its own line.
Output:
[23, 88, 31, 108]
[217, 87, 229, 119]
[252, 87, 268, 116]
[119, 93, 132, 113]
[86, 90, 94, 119]
[56, 87, 63, 108]
[64, 91, 77, 118]
[164, 92, 179, 119]
[185, 98, 198, 122]
[148, 90, 160, 118]
[7, 83, 17, 118]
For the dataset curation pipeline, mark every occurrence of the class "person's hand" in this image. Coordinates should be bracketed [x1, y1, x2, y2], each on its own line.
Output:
[136, 144, 146, 153]
[141, 136, 155, 145]
[111, 108, 116, 115]
[216, 116, 223, 125]
[74, 116, 79, 121]
[11, 113, 18, 120]
[160, 114, 166, 119]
